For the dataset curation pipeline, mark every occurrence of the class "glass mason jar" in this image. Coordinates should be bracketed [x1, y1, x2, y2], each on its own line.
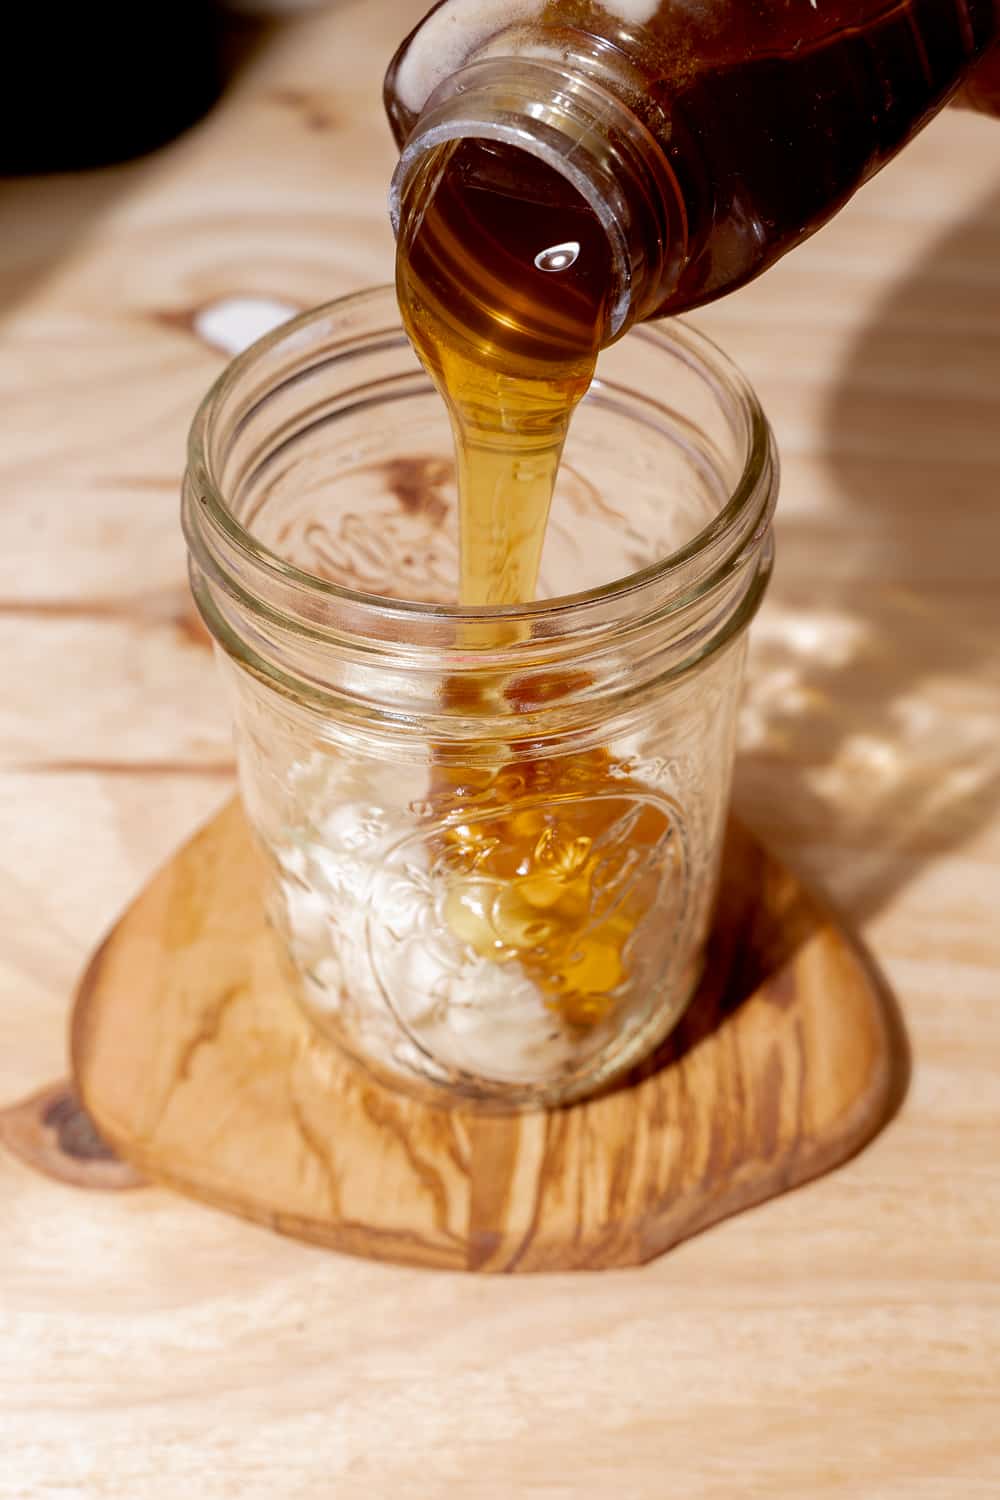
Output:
[183, 286, 777, 1109]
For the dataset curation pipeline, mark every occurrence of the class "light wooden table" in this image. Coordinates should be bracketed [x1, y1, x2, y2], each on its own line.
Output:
[2, 3, 999, 1494]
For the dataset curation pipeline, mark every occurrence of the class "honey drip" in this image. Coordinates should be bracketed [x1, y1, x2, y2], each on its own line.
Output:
[397, 139, 653, 1029]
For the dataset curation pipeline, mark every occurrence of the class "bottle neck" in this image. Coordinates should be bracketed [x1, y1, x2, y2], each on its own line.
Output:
[389, 56, 686, 340]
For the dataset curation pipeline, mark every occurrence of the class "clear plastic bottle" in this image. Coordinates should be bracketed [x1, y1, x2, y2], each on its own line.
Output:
[385, 0, 1000, 334]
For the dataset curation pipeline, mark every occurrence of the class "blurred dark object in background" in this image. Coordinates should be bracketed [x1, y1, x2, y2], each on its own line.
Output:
[1, 1, 223, 173]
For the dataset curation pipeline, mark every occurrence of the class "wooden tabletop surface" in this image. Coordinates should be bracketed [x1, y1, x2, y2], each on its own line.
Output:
[3, 2, 999, 1494]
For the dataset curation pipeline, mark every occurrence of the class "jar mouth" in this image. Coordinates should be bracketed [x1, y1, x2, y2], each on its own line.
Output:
[185, 286, 776, 640]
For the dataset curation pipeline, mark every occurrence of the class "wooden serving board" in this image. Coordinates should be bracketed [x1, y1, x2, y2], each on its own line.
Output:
[70, 799, 898, 1272]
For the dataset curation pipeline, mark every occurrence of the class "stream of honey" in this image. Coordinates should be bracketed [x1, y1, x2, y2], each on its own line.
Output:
[396, 140, 613, 605]
[396, 139, 656, 1028]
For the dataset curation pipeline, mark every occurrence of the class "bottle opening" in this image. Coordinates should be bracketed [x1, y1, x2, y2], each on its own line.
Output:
[393, 130, 633, 342]
[385, 56, 678, 339]
[396, 135, 621, 368]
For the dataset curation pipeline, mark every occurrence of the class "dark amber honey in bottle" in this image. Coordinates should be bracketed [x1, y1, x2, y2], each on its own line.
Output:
[389, 1, 999, 329]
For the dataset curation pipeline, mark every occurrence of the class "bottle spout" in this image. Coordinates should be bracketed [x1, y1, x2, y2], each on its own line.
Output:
[388, 57, 686, 339]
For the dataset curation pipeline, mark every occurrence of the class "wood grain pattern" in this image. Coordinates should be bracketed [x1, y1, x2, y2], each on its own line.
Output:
[2, 0, 1000, 1491]
[70, 799, 896, 1273]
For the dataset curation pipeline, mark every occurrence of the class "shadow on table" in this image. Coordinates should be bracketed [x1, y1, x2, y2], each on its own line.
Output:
[700, 176, 1000, 1128]
[737, 178, 1000, 932]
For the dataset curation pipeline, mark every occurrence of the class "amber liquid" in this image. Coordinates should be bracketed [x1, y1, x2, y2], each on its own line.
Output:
[388, 1, 998, 320]
[396, 139, 613, 606]
[396, 139, 654, 1028]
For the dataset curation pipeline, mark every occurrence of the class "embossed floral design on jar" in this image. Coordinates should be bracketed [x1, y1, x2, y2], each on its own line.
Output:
[183, 288, 777, 1107]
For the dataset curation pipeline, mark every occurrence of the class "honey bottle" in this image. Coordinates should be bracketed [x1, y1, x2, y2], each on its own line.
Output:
[386, 0, 1000, 339]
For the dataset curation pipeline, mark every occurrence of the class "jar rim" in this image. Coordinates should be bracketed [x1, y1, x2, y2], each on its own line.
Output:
[186, 286, 776, 638]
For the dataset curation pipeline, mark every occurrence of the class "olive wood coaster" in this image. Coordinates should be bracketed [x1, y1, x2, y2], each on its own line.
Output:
[70, 799, 898, 1273]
